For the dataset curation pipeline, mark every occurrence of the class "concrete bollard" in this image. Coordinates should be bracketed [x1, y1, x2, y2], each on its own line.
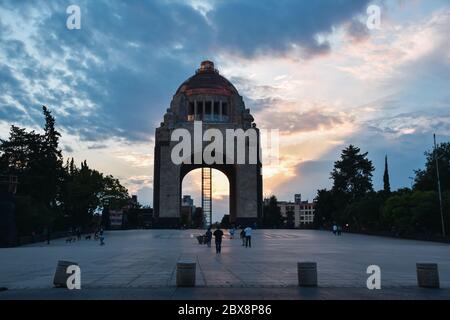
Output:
[297, 262, 317, 287]
[176, 260, 196, 287]
[416, 263, 440, 288]
[53, 260, 78, 288]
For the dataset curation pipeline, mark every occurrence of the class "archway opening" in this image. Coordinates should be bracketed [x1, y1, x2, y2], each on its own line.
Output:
[181, 168, 230, 228]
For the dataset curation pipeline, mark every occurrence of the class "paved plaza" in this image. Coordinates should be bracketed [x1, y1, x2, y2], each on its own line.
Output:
[0, 229, 449, 298]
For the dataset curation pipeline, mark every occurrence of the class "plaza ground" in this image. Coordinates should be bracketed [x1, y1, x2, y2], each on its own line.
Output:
[0, 229, 449, 299]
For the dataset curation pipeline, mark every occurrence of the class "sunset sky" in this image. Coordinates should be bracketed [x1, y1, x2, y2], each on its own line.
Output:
[1, 0, 449, 222]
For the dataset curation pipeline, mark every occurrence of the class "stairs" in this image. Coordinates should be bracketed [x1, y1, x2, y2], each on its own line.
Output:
[201, 168, 212, 228]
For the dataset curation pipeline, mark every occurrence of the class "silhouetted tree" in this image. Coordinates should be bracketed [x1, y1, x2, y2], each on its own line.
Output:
[331, 145, 375, 202]
[263, 195, 283, 228]
[220, 214, 230, 228]
[0, 107, 131, 235]
[314, 189, 336, 228]
[286, 210, 295, 229]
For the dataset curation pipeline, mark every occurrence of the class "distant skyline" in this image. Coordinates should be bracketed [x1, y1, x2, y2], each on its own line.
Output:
[1, 1, 449, 222]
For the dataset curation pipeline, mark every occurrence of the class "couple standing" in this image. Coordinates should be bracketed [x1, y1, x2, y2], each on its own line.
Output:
[240, 226, 252, 248]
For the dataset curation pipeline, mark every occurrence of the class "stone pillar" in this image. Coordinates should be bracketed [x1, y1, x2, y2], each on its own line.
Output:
[177, 260, 196, 287]
[297, 262, 318, 287]
[53, 260, 78, 288]
[417, 263, 440, 288]
[194, 100, 198, 120]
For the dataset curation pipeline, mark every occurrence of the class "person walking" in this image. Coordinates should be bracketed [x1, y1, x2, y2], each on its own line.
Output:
[229, 227, 235, 239]
[213, 226, 224, 254]
[337, 225, 342, 236]
[205, 227, 212, 248]
[240, 229, 246, 246]
[332, 224, 337, 236]
[45, 228, 51, 245]
[244, 226, 252, 248]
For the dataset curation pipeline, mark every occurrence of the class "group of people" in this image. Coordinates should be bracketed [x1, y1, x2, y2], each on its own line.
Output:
[332, 224, 343, 236]
[204, 226, 253, 254]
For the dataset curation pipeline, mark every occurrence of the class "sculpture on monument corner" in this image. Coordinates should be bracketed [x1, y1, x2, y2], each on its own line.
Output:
[153, 61, 263, 228]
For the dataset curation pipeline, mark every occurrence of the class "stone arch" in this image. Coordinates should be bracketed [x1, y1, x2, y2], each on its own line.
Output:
[180, 163, 236, 225]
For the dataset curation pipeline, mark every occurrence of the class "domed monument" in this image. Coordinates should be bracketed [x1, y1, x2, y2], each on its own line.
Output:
[153, 61, 263, 228]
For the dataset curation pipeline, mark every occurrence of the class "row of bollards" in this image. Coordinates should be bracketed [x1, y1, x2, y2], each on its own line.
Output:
[174, 261, 441, 288]
[296, 262, 440, 288]
[51, 260, 441, 288]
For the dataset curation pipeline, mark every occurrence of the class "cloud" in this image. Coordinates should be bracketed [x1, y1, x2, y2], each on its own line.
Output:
[0, 0, 372, 145]
[87, 144, 108, 150]
[256, 103, 353, 133]
[208, 0, 372, 58]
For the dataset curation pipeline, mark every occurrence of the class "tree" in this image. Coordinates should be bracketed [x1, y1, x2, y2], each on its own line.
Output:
[314, 189, 336, 228]
[0, 107, 131, 235]
[263, 195, 283, 228]
[344, 192, 385, 232]
[331, 145, 374, 202]
[220, 214, 230, 228]
[383, 155, 391, 194]
[286, 210, 295, 229]
[383, 190, 450, 236]
[414, 142, 450, 192]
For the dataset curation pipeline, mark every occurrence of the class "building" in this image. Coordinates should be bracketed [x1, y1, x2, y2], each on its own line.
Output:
[180, 195, 195, 226]
[182, 195, 194, 207]
[277, 194, 316, 228]
[153, 61, 263, 228]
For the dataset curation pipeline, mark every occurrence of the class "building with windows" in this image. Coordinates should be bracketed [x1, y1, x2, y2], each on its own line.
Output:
[276, 194, 316, 228]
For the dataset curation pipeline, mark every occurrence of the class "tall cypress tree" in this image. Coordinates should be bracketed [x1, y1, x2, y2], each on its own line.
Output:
[383, 155, 391, 193]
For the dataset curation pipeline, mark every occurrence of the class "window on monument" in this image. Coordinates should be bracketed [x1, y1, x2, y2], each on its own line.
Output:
[213, 101, 220, 121]
[205, 101, 212, 121]
[222, 102, 228, 121]
[197, 101, 204, 120]
[188, 102, 194, 121]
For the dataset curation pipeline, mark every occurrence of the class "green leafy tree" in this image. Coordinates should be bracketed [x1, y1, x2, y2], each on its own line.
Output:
[414, 142, 450, 192]
[0, 107, 131, 235]
[383, 190, 449, 236]
[344, 192, 385, 231]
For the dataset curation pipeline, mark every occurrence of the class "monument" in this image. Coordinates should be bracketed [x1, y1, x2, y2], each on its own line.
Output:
[153, 61, 263, 228]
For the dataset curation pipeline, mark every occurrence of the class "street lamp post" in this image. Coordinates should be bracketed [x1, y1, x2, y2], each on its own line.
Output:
[434, 134, 446, 237]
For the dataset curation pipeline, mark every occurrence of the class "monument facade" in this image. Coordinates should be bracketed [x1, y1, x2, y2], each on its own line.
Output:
[153, 61, 263, 228]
